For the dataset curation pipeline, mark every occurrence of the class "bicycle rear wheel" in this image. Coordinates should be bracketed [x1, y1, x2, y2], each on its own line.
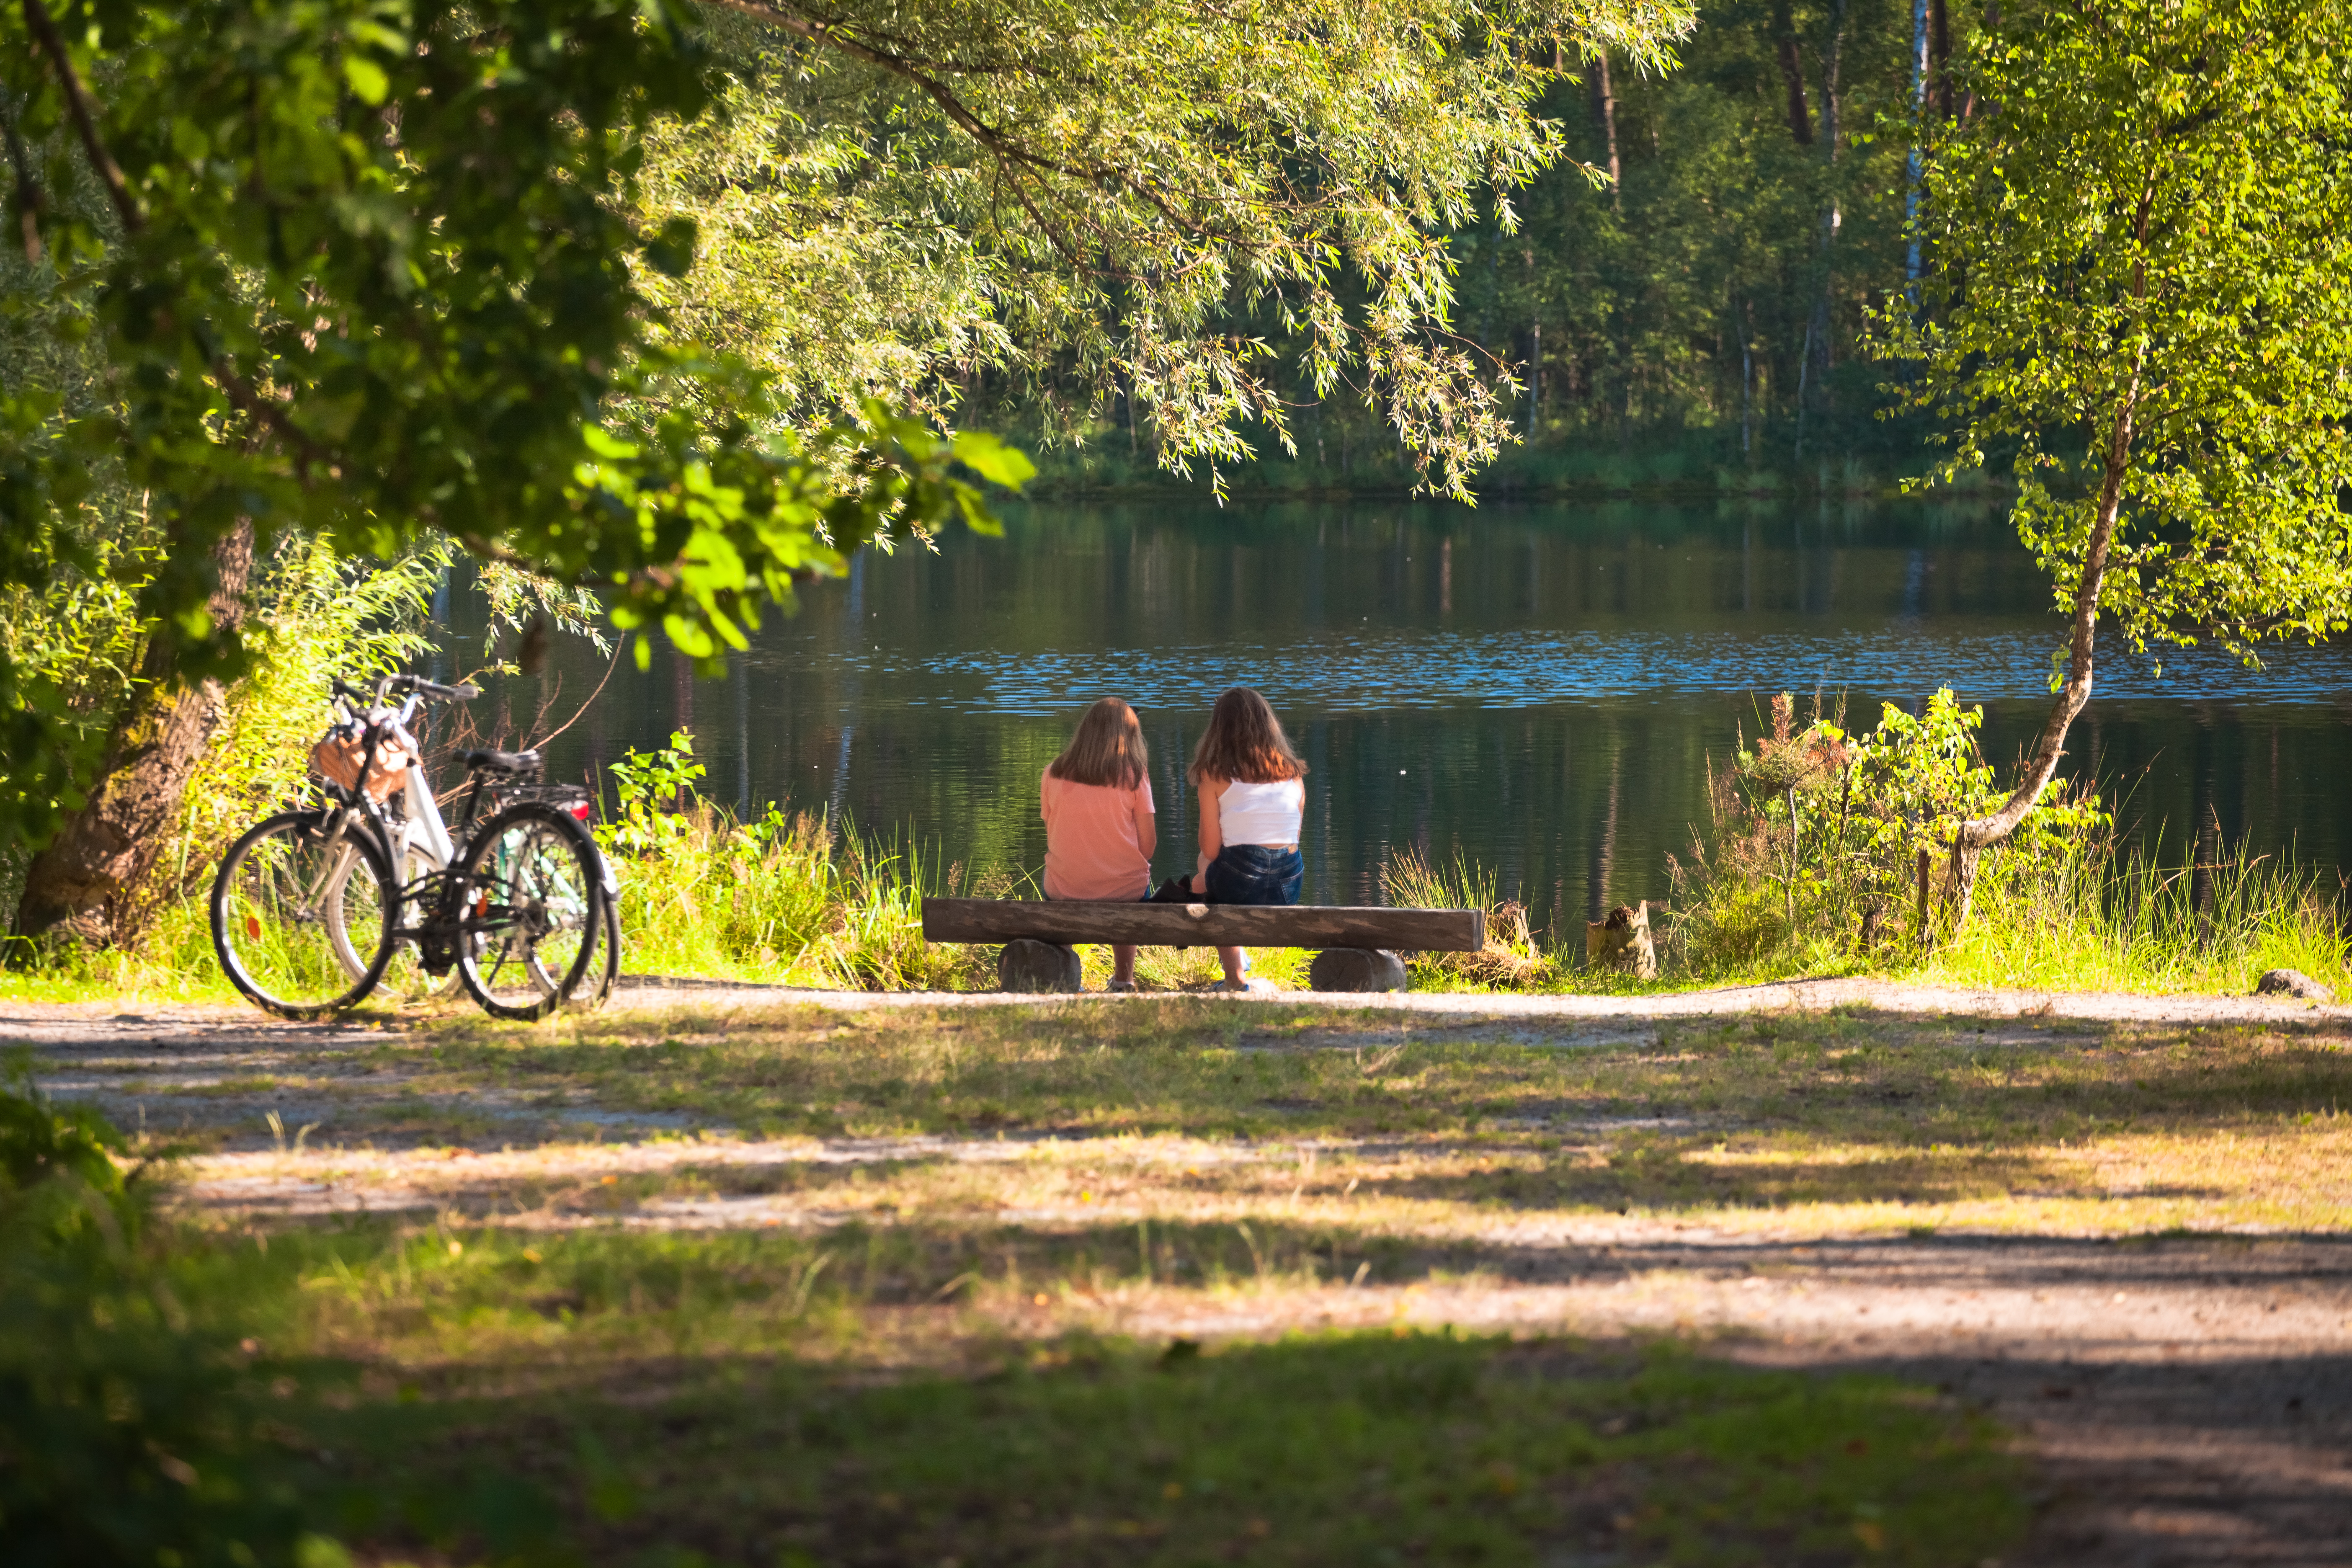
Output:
[578, 874, 622, 1008]
[456, 802, 601, 1021]
[211, 811, 396, 1018]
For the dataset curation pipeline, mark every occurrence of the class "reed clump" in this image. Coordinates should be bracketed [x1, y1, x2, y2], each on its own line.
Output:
[598, 730, 998, 992]
[1379, 848, 1556, 988]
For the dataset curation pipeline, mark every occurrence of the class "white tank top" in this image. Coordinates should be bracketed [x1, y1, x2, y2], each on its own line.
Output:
[1218, 778, 1303, 846]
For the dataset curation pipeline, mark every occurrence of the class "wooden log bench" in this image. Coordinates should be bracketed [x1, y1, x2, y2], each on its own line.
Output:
[919, 898, 1486, 994]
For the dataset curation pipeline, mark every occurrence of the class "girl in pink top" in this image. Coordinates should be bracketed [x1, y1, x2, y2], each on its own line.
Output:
[1040, 698, 1156, 992]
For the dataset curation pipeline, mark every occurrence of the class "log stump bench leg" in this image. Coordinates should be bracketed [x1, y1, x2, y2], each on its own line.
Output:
[1309, 947, 1408, 993]
[999, 938, 1083, 994]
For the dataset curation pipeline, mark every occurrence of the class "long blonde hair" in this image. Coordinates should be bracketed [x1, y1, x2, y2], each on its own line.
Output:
[1187, 687, 1305, 785]
[1048, 698, 1149, 789]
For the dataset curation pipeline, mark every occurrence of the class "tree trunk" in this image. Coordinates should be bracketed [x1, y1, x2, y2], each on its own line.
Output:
[1930, 0, 1954, 117]
[1591, 52, 1622, 211]
[1905, 0, 1929, 283]
[1771, 0, 1813, 145]
[1799, 0, 1846, 451]
[12, 519, 256, 947]
[1941, 178, 2154, 939]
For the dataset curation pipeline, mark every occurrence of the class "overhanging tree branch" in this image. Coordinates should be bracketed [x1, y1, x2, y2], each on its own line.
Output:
[21, 0, 142, 232]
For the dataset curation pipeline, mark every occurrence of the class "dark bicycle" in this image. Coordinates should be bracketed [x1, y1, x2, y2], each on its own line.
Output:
[209, 673, 620, 1021]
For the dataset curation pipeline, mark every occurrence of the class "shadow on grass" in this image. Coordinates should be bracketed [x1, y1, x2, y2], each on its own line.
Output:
[377, 1002, 2352, 1160]
[293, 1333, 2026, 1568]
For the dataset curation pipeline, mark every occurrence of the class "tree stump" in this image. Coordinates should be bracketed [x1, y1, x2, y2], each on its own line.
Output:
[1309, 947, 1408, 993]
[998, 939, 1082, 993]
[1585, 901, 1657, 978]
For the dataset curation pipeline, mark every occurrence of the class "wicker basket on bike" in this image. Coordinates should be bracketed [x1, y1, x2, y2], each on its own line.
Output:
[312, 712, 420, 804]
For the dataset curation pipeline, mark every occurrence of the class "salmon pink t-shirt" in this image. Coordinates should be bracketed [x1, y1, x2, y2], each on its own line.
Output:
[1041, 769, 1155, 901]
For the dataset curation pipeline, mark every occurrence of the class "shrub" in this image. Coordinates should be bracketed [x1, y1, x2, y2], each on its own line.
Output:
[1673, 689, 2350, 994]
[1673, 689, 2107, 975]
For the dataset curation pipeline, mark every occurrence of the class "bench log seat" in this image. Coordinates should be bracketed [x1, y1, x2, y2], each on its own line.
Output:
[918, 897, 1484, 994]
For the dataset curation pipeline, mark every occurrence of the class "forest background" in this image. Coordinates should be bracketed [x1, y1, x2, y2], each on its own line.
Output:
[659, 0, 1953, 497]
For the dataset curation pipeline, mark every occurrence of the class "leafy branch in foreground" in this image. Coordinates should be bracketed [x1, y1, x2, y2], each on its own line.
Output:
[1873, 0, 2352, 931]
[0, 0, 1031, 931]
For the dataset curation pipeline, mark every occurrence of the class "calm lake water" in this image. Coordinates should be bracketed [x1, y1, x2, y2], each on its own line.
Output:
[447, 499, 2352, 928]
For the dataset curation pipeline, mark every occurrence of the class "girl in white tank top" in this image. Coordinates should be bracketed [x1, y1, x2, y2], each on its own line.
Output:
[1186, 688, 1309, 991]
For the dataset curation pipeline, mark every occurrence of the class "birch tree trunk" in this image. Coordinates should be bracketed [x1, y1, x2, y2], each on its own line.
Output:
[1591, 52, 1621, 211]
[1939, 183, 2156, 939]
[1942, 371, 2139, 934]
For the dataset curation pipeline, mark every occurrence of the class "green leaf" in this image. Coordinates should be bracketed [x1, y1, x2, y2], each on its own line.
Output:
[342, 53, 389, 105]
[951, 431, 1037, 491]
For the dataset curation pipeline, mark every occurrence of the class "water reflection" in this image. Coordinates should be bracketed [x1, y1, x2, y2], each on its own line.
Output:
[453, 500, 2352, 930]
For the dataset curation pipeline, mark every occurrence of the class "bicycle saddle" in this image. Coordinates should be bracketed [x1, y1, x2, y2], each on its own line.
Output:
[464, 748, 542, 776]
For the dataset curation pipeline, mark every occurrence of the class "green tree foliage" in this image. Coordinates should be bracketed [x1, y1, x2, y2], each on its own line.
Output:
[1876, 0, 2352, 921]
[0, 0, 1030, 854]
[635, 0, 1697, 493]
[999, 0, 1963, 484]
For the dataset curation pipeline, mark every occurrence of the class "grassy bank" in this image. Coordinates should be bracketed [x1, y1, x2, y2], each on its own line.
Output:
[5, 719, 2344, 1011]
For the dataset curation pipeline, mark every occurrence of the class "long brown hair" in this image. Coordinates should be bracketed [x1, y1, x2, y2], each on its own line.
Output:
[1048, 698, 1149, 789]
[1187, 687, 1306, 785]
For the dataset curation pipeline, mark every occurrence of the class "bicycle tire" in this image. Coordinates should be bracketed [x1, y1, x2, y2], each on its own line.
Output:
[575, 873, 622, 1009]
[456, 801, 602, 1021]
[211, 810, 396, 1018]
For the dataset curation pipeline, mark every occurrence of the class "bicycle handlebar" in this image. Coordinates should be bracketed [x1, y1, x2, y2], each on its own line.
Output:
[331, 675, 480, 707]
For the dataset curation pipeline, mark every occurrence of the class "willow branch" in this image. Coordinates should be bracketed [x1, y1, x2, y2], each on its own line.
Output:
[21, 0, 142, 233]
[703, 0, 1259, 256]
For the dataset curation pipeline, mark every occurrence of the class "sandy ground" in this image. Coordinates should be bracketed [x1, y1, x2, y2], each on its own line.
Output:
[10, 979, 2352, 1566]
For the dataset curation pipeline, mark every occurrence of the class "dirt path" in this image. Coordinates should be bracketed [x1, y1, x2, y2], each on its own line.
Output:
[631, 973, 2348, 1026]
[9, 984, 2352, 1565]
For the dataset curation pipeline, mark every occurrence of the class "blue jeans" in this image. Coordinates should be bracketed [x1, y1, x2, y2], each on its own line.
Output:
[1203, 844, 1303, 906]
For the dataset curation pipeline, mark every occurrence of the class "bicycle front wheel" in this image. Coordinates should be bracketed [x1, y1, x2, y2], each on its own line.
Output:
[456, 802, 602, 1021]
[211, 811, 396, 1018]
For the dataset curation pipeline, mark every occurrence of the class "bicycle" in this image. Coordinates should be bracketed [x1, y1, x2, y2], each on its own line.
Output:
[209, 673, 621, 1021]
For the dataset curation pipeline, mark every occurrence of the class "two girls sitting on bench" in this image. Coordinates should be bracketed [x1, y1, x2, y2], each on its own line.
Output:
[1038, 688, 1305, 996]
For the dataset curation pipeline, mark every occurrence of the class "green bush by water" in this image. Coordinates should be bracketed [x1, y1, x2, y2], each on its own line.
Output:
[1669, 689, 2351, 995]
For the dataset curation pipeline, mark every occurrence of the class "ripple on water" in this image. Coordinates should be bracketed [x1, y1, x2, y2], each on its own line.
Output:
[897, 629, 2352, 717]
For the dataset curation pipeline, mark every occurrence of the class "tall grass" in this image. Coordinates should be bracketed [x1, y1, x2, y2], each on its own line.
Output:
[1378, 848, 1557, 988]
[1921, 838, 2351, 997]
[607, 792, 993, 992]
